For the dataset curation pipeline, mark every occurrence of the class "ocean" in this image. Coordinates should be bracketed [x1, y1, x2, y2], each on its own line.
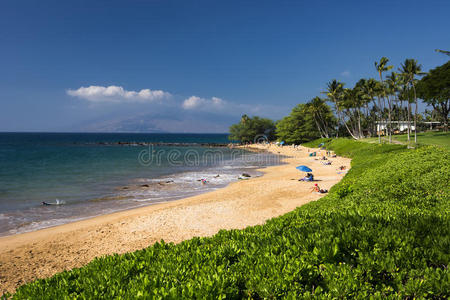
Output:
[0, 133, 280, 236]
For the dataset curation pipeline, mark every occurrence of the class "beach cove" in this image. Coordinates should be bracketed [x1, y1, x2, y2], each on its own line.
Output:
[0, 145, 350, 294]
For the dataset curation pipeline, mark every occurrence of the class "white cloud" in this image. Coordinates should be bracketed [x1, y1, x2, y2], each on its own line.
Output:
[67, 85, 171, 103]
[182, 96, 225, 110]
[340, 70, 351, 77]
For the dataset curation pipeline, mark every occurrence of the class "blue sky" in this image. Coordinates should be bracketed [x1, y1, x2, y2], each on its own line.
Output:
[1, 0, 449, 132]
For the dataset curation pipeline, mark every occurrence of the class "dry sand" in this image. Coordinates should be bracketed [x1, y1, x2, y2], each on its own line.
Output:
[0, 145, 350, 295]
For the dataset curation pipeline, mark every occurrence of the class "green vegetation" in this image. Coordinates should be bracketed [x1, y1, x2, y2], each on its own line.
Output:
[276, 102, 334, 144]
[9, 140, 449, 298]
[228, 56, 448, 146]
[228, 115, 276, 143]
[417, 61, 450, 130]
[361, 131, 450, 150]
[390, 131, 450, 149]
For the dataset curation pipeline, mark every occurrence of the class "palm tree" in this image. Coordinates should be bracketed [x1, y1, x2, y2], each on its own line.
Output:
[386, 72, 401, 132]
[324, 80, 345, 137]
[306, 97, 332, 138]
[375, 57, 393, 143]
[435, 49, 450, 56]
[399, 59, 424, 145]
[339, 86, 365, 139]
[240, 114, 250, 124]
[355, 79, 373, 137]
[364, 78, 378, 136]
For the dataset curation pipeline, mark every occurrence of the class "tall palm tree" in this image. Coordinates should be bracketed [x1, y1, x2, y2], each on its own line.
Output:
[375, 57, 393, 143]
[307, 97, 332, 138]
[399, 59, 424, 145]
[398, 75, 412, 140]
[356, 79, 373, 137]
[386, 72, 401, 132]
[339, 86, 365, 139]
[364, 78, 378, 136]
[324, 80, 345, 137]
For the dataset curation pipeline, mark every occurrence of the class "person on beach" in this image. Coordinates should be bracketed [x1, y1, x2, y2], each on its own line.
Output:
[299, 173, 314, 181]
[311, 184, 327, 194]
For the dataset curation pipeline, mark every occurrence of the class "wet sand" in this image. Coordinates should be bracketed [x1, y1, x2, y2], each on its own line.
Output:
[0, 145, 350, 295]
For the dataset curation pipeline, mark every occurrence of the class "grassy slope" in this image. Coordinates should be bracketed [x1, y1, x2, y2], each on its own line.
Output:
[361, 131, 450, 150]
[8, 140, 450, 299]
[394, 131, 450, 149]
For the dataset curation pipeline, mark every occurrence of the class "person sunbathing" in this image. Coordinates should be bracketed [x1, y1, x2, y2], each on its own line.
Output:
[311, 184, 328, 193]
[299, 173, 314, 181]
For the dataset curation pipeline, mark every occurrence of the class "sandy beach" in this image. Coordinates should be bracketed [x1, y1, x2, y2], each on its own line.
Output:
[0, 145, 350, 295]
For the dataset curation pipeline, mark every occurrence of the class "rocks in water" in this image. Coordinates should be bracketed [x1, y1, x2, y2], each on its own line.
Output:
[140, 184, 150, 188]
[241, 173, 251, 178]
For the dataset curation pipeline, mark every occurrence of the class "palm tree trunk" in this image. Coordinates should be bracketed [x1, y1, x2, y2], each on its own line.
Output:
[412, 83, 418, 144]
[316, 111, 329, 138]
[387, 96, 392, 143]
[333, 99, 341, 138]
[399, 98, 404, 134]
[341, 111, 358, 139]
[407, 102, 411, 142]
[357, 108, 363, 138]
[377, 98, 382, 142]
[313, 116, 325, 138]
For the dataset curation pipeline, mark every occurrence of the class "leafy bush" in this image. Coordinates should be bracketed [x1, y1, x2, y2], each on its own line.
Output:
[8, 140, 449, 299]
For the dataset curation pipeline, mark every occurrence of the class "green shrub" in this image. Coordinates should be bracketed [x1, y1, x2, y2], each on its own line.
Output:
[8, 140, 450, 299]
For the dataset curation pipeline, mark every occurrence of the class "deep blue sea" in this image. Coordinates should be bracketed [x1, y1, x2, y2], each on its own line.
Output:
[0, 133, 280, 236]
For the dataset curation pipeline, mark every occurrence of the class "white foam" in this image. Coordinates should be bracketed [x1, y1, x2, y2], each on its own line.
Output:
[0, 213, 11, 220]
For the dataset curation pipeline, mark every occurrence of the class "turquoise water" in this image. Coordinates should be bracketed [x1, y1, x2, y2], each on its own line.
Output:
[0, 133, 280, 236]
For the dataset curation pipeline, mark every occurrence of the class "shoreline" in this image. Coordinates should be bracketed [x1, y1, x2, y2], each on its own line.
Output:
[0, 145, 350, 295]
[0, 147, 277, 237]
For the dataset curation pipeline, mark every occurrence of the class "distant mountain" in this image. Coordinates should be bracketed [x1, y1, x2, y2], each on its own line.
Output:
[77, 113, 234, 133]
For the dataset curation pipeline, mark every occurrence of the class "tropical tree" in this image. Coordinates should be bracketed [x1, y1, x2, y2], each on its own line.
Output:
[417, 60, 450, 131]
[276, 104, 321, 143]
[435, 49, 450, 56]
[240, 114, 250, 124]
[375, 57, 393, 142]
[229, 115, 276, 142]
[340, 86, 367, 139]
[362, 78, 379, 136]
[396, 77, 411, 138]
[305, 97, 335, 138]
[399, 59, 424, 144]
[386, 72, 401, 128]
[324, 80, 345, 137]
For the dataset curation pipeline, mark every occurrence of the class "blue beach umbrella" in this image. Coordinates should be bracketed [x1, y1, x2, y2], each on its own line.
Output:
[280, 141, 285, 145]
[318, 143, 324, 147]
[296, 165, 312, 172]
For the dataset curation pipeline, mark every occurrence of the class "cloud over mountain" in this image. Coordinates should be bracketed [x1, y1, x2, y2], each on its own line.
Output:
[182, 96, 225, 110]
[67, 85, 171, 103]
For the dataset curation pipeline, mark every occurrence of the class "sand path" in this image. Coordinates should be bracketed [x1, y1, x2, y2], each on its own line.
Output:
[0, 145, 350, 294]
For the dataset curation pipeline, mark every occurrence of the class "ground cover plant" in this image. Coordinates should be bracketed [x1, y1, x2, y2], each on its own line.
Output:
[6, 139, 449, 299]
